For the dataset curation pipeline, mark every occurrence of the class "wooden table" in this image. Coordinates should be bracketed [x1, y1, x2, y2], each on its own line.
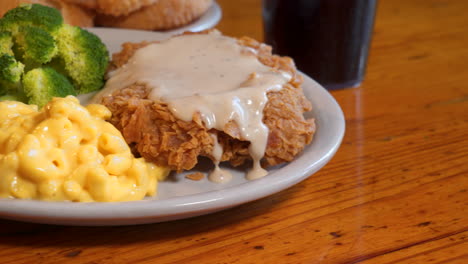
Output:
[0, 0, 467, 263]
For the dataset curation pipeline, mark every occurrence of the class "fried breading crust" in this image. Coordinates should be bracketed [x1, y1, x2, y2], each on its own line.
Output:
[101, 34, 316, 172]
[95, 0, 213, 30]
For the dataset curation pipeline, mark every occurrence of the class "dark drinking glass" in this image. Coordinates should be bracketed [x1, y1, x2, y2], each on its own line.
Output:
[263, 0, 377, 89]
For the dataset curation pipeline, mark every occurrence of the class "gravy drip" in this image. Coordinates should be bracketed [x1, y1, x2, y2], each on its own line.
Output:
[209, 134, 232, 183]
[96, 32, 291, 181]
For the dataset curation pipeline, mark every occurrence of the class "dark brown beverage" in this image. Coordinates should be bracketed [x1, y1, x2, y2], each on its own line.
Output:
[263, 0, 377, 89]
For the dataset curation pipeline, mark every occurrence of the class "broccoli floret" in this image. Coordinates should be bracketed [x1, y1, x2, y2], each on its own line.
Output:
[56, 25, 109, 94]
[1, 5, 59, 66]
[0, 4, 63, 35]
[0, 3, 109, 105]
[23, 67, 76, 107]
[0, 54, 24, 84]
[0, 32, 14, 55]
[15, 26, 57, 64]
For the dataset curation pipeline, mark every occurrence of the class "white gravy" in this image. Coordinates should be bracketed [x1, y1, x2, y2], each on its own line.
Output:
[94, 32, 291, 181]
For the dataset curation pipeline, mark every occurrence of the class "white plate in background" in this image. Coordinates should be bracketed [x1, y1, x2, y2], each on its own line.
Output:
[0, 28, 345, 226]
[166, 0, 222, 34]
[91, 0, 221, 38]
[86, 0, 221, 52]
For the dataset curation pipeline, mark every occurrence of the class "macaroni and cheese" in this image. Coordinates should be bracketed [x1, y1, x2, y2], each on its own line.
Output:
[0, 96, 169, 202]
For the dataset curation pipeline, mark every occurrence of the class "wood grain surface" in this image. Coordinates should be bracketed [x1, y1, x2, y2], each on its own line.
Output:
[0, 0, 467, 263]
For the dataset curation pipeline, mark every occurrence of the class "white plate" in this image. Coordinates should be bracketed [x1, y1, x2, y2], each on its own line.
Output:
[0, 29, 345, 226]
[165, 0, 222, 35]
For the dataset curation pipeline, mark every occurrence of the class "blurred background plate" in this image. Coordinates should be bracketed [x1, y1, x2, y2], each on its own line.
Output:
[87, 1, 222, 53]
[165, 0, 222, 34]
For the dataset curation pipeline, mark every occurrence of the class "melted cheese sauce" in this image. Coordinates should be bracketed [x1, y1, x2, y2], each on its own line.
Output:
[95, 32, 291, 181]
[0, 97, 169, 202]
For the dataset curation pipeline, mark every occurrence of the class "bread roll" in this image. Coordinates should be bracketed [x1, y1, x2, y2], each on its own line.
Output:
[95, 0, 212, 30]
[60, 0, 98, 9]
[62, 0, 157, 16]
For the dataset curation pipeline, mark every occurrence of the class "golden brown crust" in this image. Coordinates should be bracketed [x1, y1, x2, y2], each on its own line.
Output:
[57, 0, 95, 27]
[95, 0, 213, 31]
[108, 41, 152, 71]
[60, 0, 97, 9]
[102, 85, 215, 171]
[185, 172, 205, 181]
[98, 0, 157, 16]
[101, 33, 315, 171]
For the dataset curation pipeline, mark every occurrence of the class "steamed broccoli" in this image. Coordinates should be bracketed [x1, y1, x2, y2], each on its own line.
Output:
[0, 3, 109, 107]
[23, 67, 76, 106]
[0, 32, 24, 94]
[0, 32, 14, 55]
[0, 3, 63, 34]
[16, 26, 58, 65]
[0, 54, 24, 84]
[56, 25, 108, 93]
[0, 54, 24, 96]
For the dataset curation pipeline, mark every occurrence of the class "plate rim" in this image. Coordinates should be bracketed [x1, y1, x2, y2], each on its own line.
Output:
[170, 1, 222, 34]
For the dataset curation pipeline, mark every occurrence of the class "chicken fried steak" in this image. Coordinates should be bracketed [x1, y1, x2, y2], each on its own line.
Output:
[98, 32, 316, 178]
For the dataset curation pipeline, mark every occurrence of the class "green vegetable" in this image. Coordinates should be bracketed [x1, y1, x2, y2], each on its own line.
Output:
[0, 93, 26, 102]
[23, 67, 76, 107]
[0, 54, 24, 95]
[15, 26, 58, 65]
[56, 25, 109, 93]
[0, 3, 63, 34]
[0, 32, 14, 55]
[0, 3, 109, 107]
[0, 54, 24, 84]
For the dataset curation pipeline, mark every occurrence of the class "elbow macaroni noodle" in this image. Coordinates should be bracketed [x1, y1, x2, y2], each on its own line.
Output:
[0, 96, 169, 202]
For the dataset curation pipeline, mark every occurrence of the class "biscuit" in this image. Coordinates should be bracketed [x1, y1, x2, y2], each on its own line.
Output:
[63, 0, 157, 16]
[95, 0, 213, 31]
[56, 1, 95, 27]
[97, 0, 158, 16]
[60, 0, 98, 9]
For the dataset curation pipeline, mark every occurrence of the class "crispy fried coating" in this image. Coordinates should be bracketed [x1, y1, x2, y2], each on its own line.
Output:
[95, 0, 213, 30]
[100, 35, 315, 172]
